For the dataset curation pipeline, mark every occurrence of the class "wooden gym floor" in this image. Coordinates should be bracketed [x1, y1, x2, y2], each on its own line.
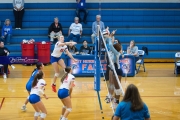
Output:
[0, 63, 180, 120]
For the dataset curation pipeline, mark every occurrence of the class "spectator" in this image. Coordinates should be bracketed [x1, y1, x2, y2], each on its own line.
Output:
[79, 40, 91, 54]
[67, 17, 82, 42]
[91, 15, 105, 44]
[67, 40, 79, 55]
[76, 0, 88, 24]
[13, 0, 25, 29]
[1, 19, 12, 45]
[49, 17, 63, 44]
[113, 84, 150, 120]
[0, 41, 15, 79]
[127, 40, 139, 74]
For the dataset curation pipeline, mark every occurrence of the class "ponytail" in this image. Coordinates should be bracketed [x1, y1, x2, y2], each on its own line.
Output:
[60, 67, 72, 83]
[32, 71, 44, 88]
[61, 73, 68, 83]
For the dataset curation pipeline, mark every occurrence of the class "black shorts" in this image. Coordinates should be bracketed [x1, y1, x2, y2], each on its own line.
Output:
[111, 63, 123, 76]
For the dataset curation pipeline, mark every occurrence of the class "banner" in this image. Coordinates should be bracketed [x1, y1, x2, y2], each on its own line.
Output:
[67, 56, 135, 76]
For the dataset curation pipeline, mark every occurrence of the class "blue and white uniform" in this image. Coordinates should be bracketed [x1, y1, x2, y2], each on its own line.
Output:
[58, 74, 75, 99]
[26, 69, 39, 92]
[29, 79, 46, 104]
[51, 41, 68, 63]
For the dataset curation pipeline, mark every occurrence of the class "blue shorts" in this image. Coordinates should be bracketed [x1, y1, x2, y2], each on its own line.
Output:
[29, 94, 40, 104]
[51, 56, 62, 63]
[58, 88, 69, 99]
[26, 82, 32, 92]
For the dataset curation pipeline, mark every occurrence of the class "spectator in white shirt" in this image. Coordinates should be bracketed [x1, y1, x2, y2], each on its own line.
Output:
[67, 17, 82, 42]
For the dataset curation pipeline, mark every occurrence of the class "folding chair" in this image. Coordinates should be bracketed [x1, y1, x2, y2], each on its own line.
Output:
[174, 52, 180, 77]
[136, 50, 146, 74]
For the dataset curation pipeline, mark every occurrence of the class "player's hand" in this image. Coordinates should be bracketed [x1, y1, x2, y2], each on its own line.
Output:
[71, 42, 77, 46]
[51, 84, 57, 93]
[73, 59, 78, 62]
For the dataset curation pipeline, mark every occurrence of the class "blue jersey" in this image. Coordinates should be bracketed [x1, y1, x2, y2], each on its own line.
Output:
[114, 101, 150, 120]
[26, 70, 39, 92]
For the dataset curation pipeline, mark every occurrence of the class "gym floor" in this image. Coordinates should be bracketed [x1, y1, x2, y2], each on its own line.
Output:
[0, 63, 180, 120]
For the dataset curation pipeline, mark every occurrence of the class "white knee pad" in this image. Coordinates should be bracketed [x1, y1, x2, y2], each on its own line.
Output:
[62, 106, 67, 109]
[27, 96, 29, 99]
[66, 108, 72, 112]
[115, 89, 122, 96]
[34, 112, 40, 117]
[55, 73, 59, 77]
[40, 113, 47, 118]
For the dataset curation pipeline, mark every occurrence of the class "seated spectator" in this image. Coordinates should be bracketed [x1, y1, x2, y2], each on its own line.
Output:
[91, 15, 105, 44]
[68, 17, 82, 42]
[79, 40, 91, 54]
[113, 84, 150, 120]
[67, 40, 79, 55]
[48, 17, 63, 44]
[127, 40, 139, 74]
[13, 0, 25, 29]
[0, 41, 15, 79]
[1, 19, 12, 45]
[76, 0, 88, 24]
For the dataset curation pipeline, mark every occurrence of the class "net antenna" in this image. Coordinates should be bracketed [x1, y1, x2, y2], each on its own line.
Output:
[97, 25, 125, 96]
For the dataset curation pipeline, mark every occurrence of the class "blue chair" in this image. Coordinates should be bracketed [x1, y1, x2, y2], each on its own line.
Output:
[136, 50, 146, 74]
[174, 52, 180, 76]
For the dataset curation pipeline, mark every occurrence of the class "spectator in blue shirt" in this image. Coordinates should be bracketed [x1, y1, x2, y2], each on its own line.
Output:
[1, 19, 12, 45]
[113, 84, 151, 120]
[76, 0, 88, 24]
[91, 15, 105, 44]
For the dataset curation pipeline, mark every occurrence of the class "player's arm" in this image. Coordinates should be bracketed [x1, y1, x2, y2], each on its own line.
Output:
[69, 81, 75, 97]
[58, 42, 77, 47]
[65, 49, 77, 62]
[39, 84, 48, 99]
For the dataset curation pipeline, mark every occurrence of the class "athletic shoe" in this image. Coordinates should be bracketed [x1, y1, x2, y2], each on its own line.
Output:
[3, 74, 7, 79]
[105, 96, 113, 103]
[21, 105, 27, 111]
[15, 28, 18, 30]
[11, 65, 15, 70]
[51, 84, 57, 92]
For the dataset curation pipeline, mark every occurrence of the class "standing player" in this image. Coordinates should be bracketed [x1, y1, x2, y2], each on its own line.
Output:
[51, 35, 77, 92]
[106, 37, 124, 109]
[29, 71, 48, 120]
[21, 62, 44, 111]
[57, 67, 75, 120]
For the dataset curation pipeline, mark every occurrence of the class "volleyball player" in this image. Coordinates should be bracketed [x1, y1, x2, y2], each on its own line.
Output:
[29, 71, 48, 120]
[51, 35, 78, 92]
[106, 37, 124, 109]
[21, 62, 44, 111]
[57, 67, 75, 120]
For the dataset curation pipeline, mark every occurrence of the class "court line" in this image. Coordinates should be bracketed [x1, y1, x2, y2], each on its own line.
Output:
[0, 97, 5, 110]
[0, 96, 180, 98]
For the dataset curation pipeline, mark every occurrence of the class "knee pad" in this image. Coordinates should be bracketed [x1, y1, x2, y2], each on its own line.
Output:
[62, 106, 67, 109]
[115, 89, 122, 96]
[40, 113, 47, 118]
[34, 112, 40, 117]
[27, 96, 29, 99]
[55, 73, 59, 77]
[66, 108, 72, 112]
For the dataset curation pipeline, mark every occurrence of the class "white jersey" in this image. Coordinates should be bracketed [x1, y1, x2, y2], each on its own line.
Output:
[51, 41, 68, 57]
[59, 74, 75, 90]
[30, 79, 46, 96]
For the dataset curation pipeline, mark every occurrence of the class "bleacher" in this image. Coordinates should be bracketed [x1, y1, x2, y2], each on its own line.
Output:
[0, 3, 180, 62]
